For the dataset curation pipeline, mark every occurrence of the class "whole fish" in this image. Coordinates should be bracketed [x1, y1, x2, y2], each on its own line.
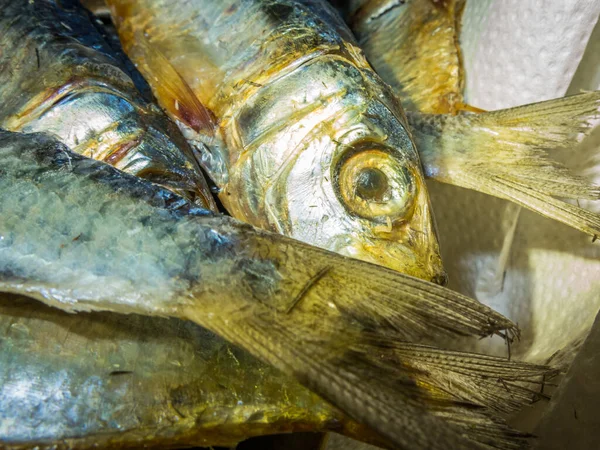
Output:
[0, 130, 554, 449]
[106, 0, 447, 283]
[0, 0, 216, 210]
[345, 0, 600, 237]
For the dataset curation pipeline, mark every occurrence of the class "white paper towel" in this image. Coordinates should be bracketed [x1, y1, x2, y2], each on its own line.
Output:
[429, 0, 600, 363]
[462, 0, 600, 108]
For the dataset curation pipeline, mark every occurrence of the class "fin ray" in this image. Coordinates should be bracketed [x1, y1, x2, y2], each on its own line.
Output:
[121, 29, 216, 135]
[409, 92, 600, 235]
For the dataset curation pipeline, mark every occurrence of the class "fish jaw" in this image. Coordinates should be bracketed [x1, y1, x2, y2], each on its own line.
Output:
[337, 193, 447, 285]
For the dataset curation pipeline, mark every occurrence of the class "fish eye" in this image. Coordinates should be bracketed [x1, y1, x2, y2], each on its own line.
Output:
[355, 167, 389, 202]
[335, 144, 417, 222]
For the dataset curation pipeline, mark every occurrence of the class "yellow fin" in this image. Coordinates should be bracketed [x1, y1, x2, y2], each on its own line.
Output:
[363, 341, 556, 414]
[120, 29, 216, 135]
[349, 0, 466, 114]
[409, 91, 600, 236]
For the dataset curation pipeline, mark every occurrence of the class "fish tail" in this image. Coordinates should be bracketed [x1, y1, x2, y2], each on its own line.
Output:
[179, 235, 537, 449]
[186, 308, 534, 450]
[409, 91, 600, 236]
[345, 341, 557, 449]
[370, 342, 559, 413]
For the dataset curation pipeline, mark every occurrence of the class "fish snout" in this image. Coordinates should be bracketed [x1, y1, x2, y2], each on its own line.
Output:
[430, 266, 449, 286]
[346, 234, 447, 284]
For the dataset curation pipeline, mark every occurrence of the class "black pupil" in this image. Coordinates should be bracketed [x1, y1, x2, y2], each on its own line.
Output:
[355, 168, 389, 201]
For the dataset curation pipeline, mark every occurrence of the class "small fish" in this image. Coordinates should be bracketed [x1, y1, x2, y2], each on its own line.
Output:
[0, 0, 216, 210]
[106, 0, 447, 283]
[0, 130, 555, 449]
[346, 0, 600, 236]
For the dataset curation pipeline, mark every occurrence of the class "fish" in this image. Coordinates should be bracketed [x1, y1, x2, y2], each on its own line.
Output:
[0, 0, 216, 210]
[0, 129, 556, 449]
[345, 0, 600, 237]
[105, 0, 447, 283]
[0, 293, 380, 449]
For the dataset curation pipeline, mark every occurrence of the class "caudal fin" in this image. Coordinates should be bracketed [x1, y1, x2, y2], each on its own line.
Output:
[410, 91, 600, 236]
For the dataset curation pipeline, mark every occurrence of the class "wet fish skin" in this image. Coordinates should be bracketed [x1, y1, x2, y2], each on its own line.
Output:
[107, 0, 446, 283]
[346, 0, 467, 115]
[0, 130, 551, 449]
[345, 0, 600, 237]
[0, 0, 216, 210]
[0, 293, 375, 450]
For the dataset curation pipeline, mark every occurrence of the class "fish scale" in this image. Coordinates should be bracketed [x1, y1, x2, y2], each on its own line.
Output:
[0, 0, 216, 210]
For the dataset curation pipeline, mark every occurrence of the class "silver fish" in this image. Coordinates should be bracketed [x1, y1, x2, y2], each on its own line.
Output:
[106, 0, 447, 283]
[0, 0, 215, 209]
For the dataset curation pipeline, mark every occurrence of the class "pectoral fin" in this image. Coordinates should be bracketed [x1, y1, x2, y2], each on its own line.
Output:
[115, 27, 216, 136]
[409, 92, 600, 236]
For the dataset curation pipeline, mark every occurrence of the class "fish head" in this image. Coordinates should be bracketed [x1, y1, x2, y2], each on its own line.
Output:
[226, 55, 446, 283]
[286, 99, 445, 284]
[4, 82, 217, 211]
[332, 143, 445, 284]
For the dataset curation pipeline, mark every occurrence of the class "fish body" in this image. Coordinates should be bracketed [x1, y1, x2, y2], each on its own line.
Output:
[0, 294, 373, 449]
[0, 130, 553, 449]
[0, 0, 216, 209]
[107, 0, 446, 282]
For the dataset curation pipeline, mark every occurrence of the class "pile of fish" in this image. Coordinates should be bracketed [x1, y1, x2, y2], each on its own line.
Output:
[0, 0, 598, 449]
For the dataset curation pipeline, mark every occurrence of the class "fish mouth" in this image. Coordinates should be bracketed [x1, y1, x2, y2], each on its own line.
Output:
[339, 238, 447, 285]
[431, 271, 449, 286]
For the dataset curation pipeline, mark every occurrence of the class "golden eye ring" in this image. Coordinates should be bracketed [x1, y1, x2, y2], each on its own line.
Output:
[335, 145, 418, 222]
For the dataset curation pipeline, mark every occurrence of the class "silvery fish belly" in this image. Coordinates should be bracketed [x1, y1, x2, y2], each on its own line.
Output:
[0, 0, 215, 210]
[107, 0, 446, 283]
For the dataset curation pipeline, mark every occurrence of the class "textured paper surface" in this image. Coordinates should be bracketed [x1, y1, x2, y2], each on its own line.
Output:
[461, 0, 600, 108]
[429, 0, 600, 363]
